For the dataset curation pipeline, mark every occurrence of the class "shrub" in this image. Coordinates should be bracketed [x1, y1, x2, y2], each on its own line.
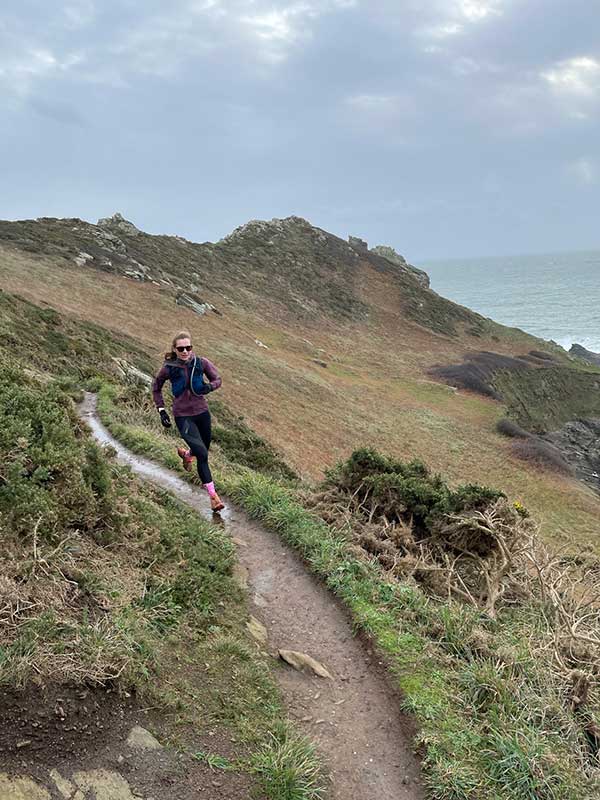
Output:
[529, 350, 557, 362]
[496, 417, 531, 439]
[430, 351, 532, 399]
[511, 438, 574, 475]
[0, 362, 119, 539]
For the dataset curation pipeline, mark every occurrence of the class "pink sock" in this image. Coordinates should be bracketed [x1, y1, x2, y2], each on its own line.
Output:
[204, 481, 217, 498]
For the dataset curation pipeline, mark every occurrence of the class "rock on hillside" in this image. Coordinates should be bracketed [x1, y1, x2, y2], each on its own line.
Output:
[364, 243, 429, 288]
[98, 212, 141, 237]
[570, 343, 600, 367]
[0, 212, 484, 335]
[545, 418, 600, 490]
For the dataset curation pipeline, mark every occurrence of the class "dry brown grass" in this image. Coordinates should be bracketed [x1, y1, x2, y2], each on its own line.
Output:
[1, 244, 599, 555]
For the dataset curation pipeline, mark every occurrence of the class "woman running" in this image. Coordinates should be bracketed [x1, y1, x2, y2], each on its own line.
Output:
[152, 330, 225, 512]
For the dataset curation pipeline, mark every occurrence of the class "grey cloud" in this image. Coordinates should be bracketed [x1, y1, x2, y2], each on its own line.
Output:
[0, 0, 599, 259]
[29, 96, 88, 127]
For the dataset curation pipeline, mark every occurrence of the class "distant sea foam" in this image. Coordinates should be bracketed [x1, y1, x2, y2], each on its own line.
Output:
[421, 250, 600, 353]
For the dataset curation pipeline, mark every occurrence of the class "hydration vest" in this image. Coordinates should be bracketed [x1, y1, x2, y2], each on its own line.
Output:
[166, 357, 205, 398]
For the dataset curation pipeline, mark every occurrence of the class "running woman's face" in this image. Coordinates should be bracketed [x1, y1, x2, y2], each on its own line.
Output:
[175, 337, 193, 361]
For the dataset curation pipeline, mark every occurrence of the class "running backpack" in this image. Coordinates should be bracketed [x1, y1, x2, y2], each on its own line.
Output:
[166, 358, 206, 397]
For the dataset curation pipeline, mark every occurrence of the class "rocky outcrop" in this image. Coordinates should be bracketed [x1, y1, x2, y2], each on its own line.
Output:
[544, 418, 600, 491]
[111, 358, 153, 387]
[0, 212, 470, 333]
[370, 244, 407, 264]
[74, 251, 93, 267]
[97, 212, 141, 237]
[175, 293, 216, 316]
[570, 343, 600, 367]
[348, 235, 369, 253]
[348, 236, 430, 288]
[370, 245, 430, 288]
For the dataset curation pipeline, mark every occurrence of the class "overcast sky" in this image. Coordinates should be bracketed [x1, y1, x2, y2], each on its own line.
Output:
[1, 1, 599, 259]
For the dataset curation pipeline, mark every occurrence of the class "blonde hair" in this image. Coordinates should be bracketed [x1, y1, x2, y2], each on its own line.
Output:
[165, 330, 192, 361]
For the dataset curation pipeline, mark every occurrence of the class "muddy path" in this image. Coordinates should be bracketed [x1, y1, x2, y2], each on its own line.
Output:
[80, 394, 423, 799]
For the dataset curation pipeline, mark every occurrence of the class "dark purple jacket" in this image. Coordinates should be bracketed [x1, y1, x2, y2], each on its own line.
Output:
[152, 354, 222, 417]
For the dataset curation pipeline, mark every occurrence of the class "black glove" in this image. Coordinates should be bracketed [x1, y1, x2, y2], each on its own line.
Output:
[193, 382, 213, 396]
[159, 408, 172, 428]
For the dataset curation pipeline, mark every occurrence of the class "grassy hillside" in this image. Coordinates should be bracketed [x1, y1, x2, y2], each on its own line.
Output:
[0, 214, 471, 328]
[92, 341, 600, 800]
[0, 297, 323, 799]
[0, 214, 598, 559]
[2, 286, 599, 798]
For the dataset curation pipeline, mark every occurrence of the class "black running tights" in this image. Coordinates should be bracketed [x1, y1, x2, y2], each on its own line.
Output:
[175, 411, 213, 484]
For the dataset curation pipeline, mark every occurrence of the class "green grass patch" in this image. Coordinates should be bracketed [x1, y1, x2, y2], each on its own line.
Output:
[0, 289, 153, 381]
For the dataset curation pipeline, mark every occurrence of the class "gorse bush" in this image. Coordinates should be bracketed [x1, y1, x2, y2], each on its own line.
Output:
[326, 447, 504, 530]
[0, 357, 237, 687]
[0, 362, 121, 541]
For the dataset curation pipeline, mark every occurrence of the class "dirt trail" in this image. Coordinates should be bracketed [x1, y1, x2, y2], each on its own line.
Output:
[79, 394, 423, 799]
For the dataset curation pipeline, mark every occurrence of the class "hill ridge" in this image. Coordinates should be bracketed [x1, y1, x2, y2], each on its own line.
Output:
[0, 212, 483, 336]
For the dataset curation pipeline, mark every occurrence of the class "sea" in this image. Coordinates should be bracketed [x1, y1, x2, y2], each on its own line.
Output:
[421, 250, 600, 354]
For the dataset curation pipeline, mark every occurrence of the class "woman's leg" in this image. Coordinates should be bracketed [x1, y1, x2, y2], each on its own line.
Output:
[194, 411, 212, 452]
[175, 415, 212, 484]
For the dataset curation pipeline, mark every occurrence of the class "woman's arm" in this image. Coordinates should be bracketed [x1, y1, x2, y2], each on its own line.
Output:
[202, 358, 222, 392]
[152, 365, 169, 409]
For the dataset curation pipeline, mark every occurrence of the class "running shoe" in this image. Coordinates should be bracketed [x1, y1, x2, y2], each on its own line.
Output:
[176, 447, 194, 472]
[210, 493, 225, 513]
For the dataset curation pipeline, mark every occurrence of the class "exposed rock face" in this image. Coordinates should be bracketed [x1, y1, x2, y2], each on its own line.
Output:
[370, 244, 407, 264]
[97, 212, 141, 237]
[111, 358, 153, 387]
[348, 237, 430, 288]
[89, 225, 128, 254]
[348, 235, 369, 253]
[74, 251, 93, 267]
[570, 343, 600, 367]
[370, 244, 430, 288]
[544, 418, 600, 491]
[175, 293, 216, 316]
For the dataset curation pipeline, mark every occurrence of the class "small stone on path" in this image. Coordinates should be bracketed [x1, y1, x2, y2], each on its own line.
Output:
[246, 616, 268, 646]
[126, 726, 162, 751]
[49, 769, 75, 799]
[278, 650, 333, 679]
[73, 769, 137, 799]
[0, 775, 50, 799]
[232, 564, 249, 589]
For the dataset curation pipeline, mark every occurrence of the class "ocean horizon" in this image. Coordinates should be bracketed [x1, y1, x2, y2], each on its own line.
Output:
[421, 249, 600, 353]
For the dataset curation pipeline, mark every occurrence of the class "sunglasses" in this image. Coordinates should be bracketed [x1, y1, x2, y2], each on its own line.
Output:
[176, 345, 193, 353]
